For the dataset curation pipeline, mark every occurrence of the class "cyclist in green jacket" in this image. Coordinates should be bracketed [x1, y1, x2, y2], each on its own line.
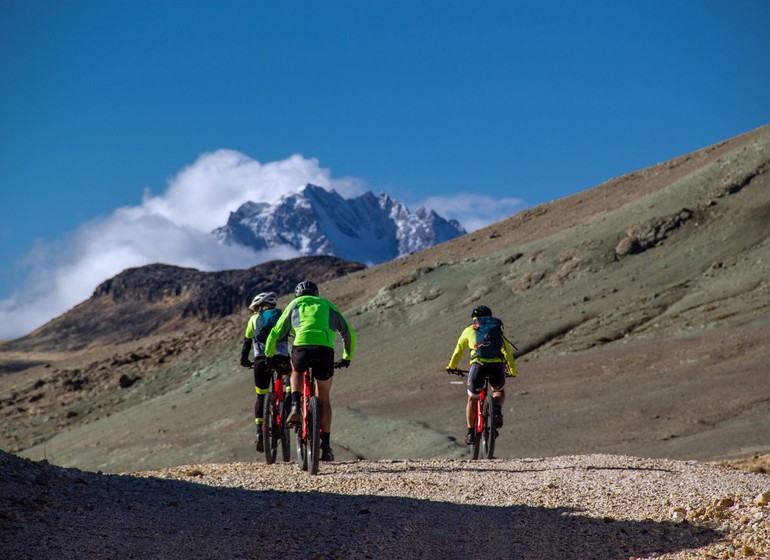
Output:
[265, 280, 356, 462]
[446, 305, 517, 445]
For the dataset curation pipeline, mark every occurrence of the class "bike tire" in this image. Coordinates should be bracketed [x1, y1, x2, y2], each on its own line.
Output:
[307, 396, 321, 475]
[471, 423, 481, 460]
[262, 392, 276, 465]
[279, 394, 291, 462]
[296, 421, 308, 471]
[482, 394, 496, 460]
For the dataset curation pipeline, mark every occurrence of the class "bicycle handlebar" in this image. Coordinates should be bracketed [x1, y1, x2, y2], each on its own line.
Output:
[446, 367, 515, 378]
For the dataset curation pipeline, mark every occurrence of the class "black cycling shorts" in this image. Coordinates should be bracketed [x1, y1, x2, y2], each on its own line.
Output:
[466, 362, 506, 396]
[291, 346, 335, 381]
[254, 355, 291, 390]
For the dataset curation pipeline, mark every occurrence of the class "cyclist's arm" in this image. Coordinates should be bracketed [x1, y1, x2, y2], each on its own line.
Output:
[502, 337, 517, 376]
[241, 315, 257, 365]
[447, 327, 472, 370]
[265, 301, 295, 357]
[329, 303, 355, 360]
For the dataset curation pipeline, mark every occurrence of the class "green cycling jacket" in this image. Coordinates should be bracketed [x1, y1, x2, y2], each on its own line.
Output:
[264, 295, 356, 361]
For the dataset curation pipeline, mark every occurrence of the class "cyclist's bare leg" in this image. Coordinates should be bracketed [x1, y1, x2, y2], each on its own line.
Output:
[466, 395, 479, 428]
[315, 377, 333, 433]
[492, 389, 505, 408]
[290, 370, 302, 396]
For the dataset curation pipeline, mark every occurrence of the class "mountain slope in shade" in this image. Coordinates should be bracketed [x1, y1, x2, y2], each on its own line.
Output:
[212, 185, 466, 264]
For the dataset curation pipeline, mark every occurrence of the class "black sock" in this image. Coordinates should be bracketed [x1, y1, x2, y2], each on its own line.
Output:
[292, 391, 302, 405]
[322, 432, 331, 447]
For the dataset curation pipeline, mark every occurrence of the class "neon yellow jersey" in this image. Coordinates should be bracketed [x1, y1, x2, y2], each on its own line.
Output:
[447, 324, 516, 375]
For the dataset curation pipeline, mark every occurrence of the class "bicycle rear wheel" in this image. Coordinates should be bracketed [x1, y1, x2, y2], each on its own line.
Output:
[471, 425, 481, 460]
[307, 396, 321, 475]
[481, 394, 496, 460]
[278, 394, 291, 462]
[296, 421, 308, 471]
[262, 392, 277, 465]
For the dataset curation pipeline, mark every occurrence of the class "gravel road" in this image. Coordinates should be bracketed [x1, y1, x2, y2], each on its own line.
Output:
[2, 451, 769, 559]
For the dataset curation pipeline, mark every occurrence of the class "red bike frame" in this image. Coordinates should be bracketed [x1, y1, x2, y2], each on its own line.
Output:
[300, 369, 320, 442]
[474, 381, 487, 438]
[273, 372, 287, 433]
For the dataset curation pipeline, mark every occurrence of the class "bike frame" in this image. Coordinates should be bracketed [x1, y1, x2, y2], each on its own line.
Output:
[272, 370, 287, 433]
[300, 369, 319, 442]
[474, 378, 488, 438]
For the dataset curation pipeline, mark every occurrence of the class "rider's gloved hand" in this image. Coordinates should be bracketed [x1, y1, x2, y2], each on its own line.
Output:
[335, 359, 351, 368]
[241, 359, 254, 368]
[446, 367, 457, 374]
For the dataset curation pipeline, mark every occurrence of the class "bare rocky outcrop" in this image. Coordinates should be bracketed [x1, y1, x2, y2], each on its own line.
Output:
[2, 255, 365, 354]
[614, 208, 695, 258]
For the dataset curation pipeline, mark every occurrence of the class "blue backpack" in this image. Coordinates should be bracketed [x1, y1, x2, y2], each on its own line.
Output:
[472, 316, 505, 359]
[255, 308, 281, 343]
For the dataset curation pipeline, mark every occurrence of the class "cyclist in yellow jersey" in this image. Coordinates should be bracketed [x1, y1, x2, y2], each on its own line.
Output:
[265, 280, 356, 462]
[240, 292, 291, 454]
[446, 305, 517, 445]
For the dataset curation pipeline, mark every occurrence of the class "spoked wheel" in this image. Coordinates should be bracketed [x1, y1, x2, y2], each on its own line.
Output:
[307, 396, 321, 475]
[262, 392, 277, 465]
[481, 394, 496, 460]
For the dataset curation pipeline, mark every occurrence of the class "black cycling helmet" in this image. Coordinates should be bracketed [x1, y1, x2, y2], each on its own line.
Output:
[295, 280, 319, 298]
[471, 305, 492, 318]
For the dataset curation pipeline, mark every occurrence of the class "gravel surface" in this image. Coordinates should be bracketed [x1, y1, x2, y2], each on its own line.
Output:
[2, 451, 769, 559]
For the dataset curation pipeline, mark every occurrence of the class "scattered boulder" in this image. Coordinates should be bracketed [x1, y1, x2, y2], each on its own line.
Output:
[615, 208, 694, 258]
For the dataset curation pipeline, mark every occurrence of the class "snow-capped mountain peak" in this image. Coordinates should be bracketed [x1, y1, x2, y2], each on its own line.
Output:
[212, 184, 466, 264]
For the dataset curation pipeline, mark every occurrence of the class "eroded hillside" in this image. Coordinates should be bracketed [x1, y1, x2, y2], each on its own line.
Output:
[2, 125, 770, 473]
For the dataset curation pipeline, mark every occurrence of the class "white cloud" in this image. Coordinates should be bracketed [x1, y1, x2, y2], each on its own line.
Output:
[0, 152, 360, 340]
[0, 150, 526, 340]
[141, 151, 366, 232]
[418, 193, 527, 232]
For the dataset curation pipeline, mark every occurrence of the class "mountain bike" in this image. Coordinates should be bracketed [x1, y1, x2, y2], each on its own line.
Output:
[447, 368, 497, 460]
[262, 366, 291, 465]
[294, 362, 344, 475]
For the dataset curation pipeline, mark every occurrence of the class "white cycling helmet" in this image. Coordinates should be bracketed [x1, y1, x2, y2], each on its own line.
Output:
[249, 292, 278, 310]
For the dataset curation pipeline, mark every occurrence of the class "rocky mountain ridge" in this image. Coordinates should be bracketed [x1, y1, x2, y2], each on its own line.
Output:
[2, 255, 364, 355]
[213, 184, 466, 264]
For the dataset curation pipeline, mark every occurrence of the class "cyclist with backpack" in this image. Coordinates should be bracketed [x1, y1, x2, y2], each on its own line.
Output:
[446, 305, 517, 445]
[240, 292, 291, 454]
[264, 280, 356, 462]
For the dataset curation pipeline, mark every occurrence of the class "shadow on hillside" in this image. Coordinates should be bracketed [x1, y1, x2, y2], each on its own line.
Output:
[1, 453, 720, 560]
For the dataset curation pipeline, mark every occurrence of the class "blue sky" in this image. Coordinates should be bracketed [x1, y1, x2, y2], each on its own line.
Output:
[1, 0, 769, 339]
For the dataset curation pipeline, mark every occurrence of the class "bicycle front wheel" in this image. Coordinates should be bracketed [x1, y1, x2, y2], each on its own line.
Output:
[481, 394, 496, 460]
[307, 396, 321, 475]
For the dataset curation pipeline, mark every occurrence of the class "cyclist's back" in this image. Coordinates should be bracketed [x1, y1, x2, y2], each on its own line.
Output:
[265, 280, 355, 462]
